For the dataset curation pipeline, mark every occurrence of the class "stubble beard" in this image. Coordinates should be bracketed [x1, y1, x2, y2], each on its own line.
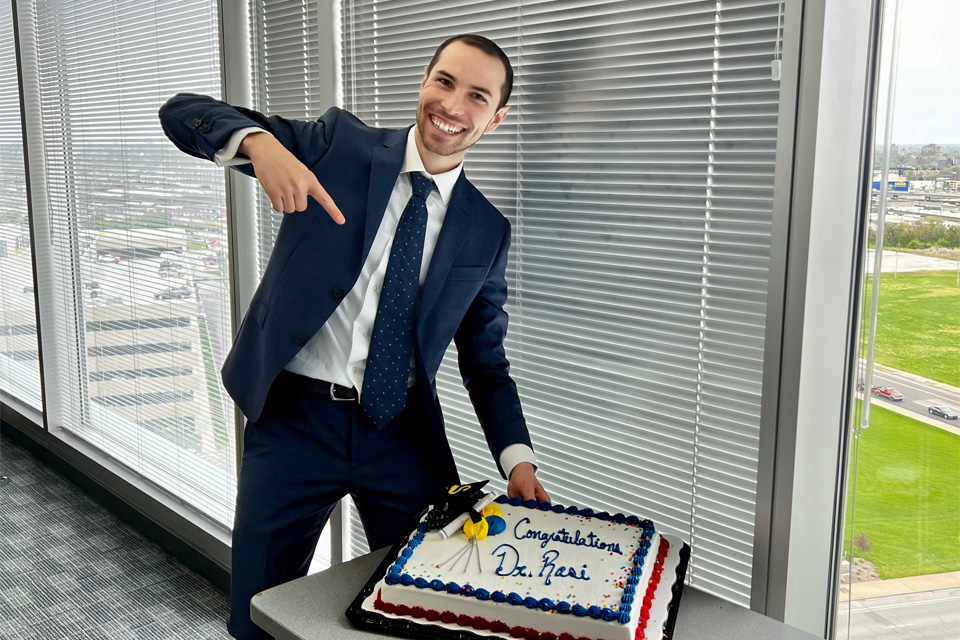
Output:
[416, 103, 481, 158]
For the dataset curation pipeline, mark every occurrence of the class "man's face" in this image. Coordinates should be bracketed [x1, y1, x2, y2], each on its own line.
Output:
[415, 41, 509, 170]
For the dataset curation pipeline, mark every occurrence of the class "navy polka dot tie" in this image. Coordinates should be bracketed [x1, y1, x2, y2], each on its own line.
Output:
[361, 171, 436, 428]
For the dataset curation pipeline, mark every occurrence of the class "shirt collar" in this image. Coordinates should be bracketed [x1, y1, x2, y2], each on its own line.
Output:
[401, 125, 462, 206]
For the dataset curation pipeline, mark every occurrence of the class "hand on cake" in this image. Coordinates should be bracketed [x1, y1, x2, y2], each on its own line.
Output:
[507, 462, 550, 502]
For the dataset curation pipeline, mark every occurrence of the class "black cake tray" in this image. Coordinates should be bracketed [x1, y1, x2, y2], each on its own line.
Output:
[346, 520, 691, 640]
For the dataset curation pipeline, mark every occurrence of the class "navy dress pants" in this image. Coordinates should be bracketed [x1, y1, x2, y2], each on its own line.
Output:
[227, 370, 446, 640]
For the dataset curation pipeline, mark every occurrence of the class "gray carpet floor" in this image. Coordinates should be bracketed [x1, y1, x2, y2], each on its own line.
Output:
[0, 433, 233, 639]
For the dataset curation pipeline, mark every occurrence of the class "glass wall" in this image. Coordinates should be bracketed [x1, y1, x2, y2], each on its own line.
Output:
[838, 1, 960, 637]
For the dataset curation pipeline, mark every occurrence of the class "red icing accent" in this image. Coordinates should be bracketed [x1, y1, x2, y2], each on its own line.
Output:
[538, 631, 557, 640]
[410, 606, 426, 618]
[439, 610, 457, 624]
[395, 604, 410, 616]
[457, 614, 473, 626]
[559, 634, 577, 640]
[424, 609, 440, 621]
[491, 620, 511, 633]
[510, 626, 527, 638]
[473, 617, 490, 630]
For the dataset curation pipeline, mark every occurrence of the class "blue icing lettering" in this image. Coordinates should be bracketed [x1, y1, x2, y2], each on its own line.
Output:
[513, 517, 623, 555]
[493, 543, 530, 578]
[540, 550, 591, 586]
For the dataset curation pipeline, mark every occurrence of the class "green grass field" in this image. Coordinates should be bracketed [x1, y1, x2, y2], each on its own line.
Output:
[844, 403, 960, 578]
[849, 270, 960, 578]
[864, 270, 960, 387]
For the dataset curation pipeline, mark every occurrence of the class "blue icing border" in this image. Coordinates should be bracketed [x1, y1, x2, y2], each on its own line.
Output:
[386, 495, 657, 625]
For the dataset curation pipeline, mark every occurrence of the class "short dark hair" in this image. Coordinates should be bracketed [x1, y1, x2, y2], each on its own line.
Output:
[426, 34, 513, 110]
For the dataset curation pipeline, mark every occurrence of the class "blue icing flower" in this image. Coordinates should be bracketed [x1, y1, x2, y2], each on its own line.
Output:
[556, 601, 572, 614]
[430, 579, 445, 591]
[537, 501, 551, 511]
[538, 598, 554, 611]
[508, 496, 523, 507]
[572, 604, 588, 617]
[486, 515, 506, 536]
[446, 582, 462, 594]
[523, 597, 539, 609]
[417, 522, 427, 533]
[491, 591, 507, 603]
[622, 594, 634, 604]
[565, 505, 579, 515]
[596, 511, 610, 521]
[621, 603, 632, 616]
[401, 548, 413, 559]
[624, 585, 636, 595]
[627, 575, 639, 585]
[551, 504, 565, 514]
[522, 499, 538, 509]
[579, 508, 594, 517]
[507, 592, 524, 606]
[588, 605, 603, 619]
[602, 608, 618, 622]
[385, 573, 401, 585]
[400, 574, 415, 586]
[495, 495, 510, 504]
[625, 515, 640, 526]
[476, 588, 491, 600]
[387, 564, 402, 576]
[618, 610, 631, 624]
[462, 584, 475, 596]
[612, 513, 626, 524]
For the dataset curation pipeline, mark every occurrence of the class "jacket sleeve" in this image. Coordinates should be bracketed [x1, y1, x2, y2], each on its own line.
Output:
[454, 219, 533, 479]
[157, 92, 339, 178]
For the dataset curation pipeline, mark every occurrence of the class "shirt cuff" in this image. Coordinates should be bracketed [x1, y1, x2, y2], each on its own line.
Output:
[213, 127, 272, 167]
[499, 444, 538, 480]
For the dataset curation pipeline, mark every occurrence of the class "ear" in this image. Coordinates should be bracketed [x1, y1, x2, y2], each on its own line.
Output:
[485, 105, 510, 134]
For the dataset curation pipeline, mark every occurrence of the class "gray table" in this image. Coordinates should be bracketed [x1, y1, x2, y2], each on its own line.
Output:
[251, 548, 822, 640]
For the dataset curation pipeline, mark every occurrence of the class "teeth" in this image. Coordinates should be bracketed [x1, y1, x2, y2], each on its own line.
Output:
[431, 115, 463, 134]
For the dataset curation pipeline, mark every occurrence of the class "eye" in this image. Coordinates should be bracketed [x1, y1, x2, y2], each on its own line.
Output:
[472, 93, 487, 103]
[437, 77, 452, 86]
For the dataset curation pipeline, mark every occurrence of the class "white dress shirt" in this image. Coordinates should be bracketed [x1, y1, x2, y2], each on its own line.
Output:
[217, 125, 537, 479]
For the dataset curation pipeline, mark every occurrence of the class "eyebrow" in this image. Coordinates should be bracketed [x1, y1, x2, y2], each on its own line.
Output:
[436, 70, 494, 99]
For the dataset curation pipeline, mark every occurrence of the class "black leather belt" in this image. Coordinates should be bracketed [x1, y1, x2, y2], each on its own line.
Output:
[279, 370, 359, 401]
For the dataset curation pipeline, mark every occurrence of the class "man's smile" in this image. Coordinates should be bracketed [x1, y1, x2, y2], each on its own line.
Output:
[430, 114, 465, 135]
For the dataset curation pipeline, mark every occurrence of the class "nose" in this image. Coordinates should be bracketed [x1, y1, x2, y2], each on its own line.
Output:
[440, 91, 466, 120]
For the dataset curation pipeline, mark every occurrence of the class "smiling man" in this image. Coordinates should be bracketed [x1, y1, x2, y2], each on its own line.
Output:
[159, 34, 547, 640]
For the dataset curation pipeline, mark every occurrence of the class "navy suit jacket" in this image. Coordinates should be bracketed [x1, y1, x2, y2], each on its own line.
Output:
[158, 93, 531, 484]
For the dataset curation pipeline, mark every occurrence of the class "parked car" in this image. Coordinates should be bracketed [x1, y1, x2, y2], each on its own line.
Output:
[160, 250, 184, 262]
[871, 386, 903, 401]
[96, 253, 120, 263]
[154, 285, 191, 300]
[83, 281, 101, 291]
[158, 263, 183, 278]
[928, 405, 958, 419]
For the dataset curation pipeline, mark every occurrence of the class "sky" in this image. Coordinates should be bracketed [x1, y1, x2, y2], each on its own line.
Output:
[876, 0, 960, 144]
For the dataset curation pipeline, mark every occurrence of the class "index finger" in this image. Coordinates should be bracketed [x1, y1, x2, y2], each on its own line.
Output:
[309, 181, 345, 225]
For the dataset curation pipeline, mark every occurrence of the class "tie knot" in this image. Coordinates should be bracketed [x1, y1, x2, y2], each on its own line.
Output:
[410, 172, 435, 201]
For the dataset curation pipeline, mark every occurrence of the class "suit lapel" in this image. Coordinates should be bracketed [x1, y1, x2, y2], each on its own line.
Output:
[417, 173, 474, 326]
[362, 127, 408, 262]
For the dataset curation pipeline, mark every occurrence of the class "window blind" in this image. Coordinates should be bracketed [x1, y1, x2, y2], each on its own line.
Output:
[14, 0, 237, 526]
[0, 0, 43, 410]
[340, 0, 781, 606]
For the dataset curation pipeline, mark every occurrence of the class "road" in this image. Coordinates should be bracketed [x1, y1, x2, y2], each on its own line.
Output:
[836, 588, 960, 639]
[861, 367, 960, 433]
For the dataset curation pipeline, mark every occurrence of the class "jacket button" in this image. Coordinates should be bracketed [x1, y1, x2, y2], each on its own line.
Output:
[332, 288, 345, 300]
[200, 124, 212, 133]
[293, 333, 308, 346]
[192, 118, 202, 127]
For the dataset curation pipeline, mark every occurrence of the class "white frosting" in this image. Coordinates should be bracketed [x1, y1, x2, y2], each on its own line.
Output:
[364, 500, 681, 640]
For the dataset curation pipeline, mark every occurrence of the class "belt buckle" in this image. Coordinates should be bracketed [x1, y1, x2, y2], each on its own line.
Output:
[329, 382, 354, 401]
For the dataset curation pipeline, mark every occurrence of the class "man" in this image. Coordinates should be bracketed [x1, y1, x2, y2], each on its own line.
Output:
[159, 34, 548, 640]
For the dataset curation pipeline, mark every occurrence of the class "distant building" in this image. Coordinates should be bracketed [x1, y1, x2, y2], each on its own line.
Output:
[872, 172, 909, 192]
[921, 143, 941, 157]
